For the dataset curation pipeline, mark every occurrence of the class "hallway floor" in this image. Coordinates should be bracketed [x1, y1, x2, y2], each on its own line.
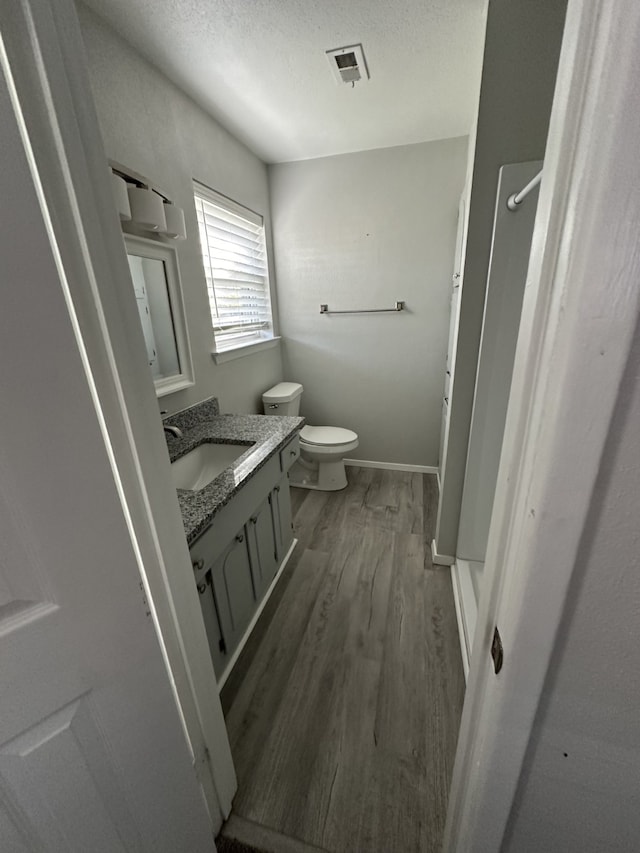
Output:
[220, 468, 465, 853]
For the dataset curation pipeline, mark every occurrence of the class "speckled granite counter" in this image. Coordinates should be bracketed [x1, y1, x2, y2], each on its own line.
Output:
[164, 400, 304, 545]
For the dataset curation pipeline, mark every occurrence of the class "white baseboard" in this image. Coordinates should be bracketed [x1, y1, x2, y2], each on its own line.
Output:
[344, 458, 438, 474]
[431, 538, 455, 566]
[217, 538, 297, 690]
[451, 559, 480, 682]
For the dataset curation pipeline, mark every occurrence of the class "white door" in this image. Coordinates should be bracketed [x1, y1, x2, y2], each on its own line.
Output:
[0, 63, 215, 852]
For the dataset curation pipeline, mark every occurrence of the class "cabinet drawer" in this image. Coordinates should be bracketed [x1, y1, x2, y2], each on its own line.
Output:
[280, 434, 300, 472]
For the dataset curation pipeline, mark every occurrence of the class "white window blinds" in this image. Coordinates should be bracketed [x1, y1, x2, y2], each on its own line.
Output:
[194, 184, 273, 352]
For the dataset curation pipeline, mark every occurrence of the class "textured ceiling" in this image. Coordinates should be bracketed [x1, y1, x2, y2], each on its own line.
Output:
[82, 0, 487, 163]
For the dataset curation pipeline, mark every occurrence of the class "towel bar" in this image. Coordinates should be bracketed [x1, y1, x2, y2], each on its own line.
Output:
[320, 301, 405, 314]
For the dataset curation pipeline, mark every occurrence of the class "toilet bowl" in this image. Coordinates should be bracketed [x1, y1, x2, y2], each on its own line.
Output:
[296, 425, 359, 491]
[261, 383, 359, 492]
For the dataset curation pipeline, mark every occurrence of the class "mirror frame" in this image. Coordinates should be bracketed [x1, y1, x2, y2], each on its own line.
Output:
[124, 234, 194, 398]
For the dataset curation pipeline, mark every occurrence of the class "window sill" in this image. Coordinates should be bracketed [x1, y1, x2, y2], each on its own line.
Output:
[211, 337, 281, 365]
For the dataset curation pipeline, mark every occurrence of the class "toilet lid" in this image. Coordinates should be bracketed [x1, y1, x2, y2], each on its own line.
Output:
[300, 425, 358, 446]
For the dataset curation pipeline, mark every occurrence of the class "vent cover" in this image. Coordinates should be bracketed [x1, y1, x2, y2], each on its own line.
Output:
[326, 44, 369, 85]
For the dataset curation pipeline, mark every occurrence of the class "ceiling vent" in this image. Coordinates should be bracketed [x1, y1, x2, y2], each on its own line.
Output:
[326, 44, 369, 86]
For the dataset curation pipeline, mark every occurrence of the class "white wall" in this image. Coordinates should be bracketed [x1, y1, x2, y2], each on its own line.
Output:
[77, 3, 283, 415]
[269, 137, 468, 466]
[503, 325, 640, 852]
[435, 0, 568, 557]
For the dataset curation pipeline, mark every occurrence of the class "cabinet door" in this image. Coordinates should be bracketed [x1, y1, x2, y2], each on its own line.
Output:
[210, 531, 257, 662]
[246, 496, 279, 597]
[196, 571, 227, 678]
[272, 476, 294, 559]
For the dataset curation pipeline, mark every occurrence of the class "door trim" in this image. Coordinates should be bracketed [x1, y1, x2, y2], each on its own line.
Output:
[444, 0, 640, 848]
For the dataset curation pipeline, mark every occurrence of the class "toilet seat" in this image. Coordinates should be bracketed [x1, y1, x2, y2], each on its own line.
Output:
[300, 425, 358, 447]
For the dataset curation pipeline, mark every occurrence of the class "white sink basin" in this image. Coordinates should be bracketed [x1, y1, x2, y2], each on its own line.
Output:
[171, 442, 250, 491]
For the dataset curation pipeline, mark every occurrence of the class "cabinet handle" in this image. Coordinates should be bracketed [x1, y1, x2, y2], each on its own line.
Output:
[250, 516, 257, 525]
[192, 558, 204, 572]
[290, 450, 297, 456]
[197, 582, 206, 594]
[274, 485, 280, 493]
[235, 533, 244, 543]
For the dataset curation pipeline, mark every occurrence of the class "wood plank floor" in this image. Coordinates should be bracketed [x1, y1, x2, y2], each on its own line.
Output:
[220, 468, 465, 853]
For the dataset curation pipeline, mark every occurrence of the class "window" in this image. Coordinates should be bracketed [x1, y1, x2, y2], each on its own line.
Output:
[194, 183, 274, 354]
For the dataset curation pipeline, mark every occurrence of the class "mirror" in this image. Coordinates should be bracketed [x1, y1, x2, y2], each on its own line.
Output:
[124, 234, 194, 397]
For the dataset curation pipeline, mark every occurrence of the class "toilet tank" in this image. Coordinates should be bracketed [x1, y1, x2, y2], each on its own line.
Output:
[262, 382, 303, 416]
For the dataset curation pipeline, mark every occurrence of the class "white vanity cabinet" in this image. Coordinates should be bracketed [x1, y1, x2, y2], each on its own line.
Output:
[190, 434, 298, 682]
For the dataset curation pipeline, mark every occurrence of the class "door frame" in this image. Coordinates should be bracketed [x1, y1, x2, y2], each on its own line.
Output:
[444, 0, 640, 848]
[0, 0, 236, 830]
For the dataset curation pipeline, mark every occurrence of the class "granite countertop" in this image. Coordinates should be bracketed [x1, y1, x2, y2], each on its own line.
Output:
[165, 410, 304, 546]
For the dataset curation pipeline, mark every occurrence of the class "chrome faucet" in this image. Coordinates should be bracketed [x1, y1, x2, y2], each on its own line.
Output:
[163, 424, 183, 439]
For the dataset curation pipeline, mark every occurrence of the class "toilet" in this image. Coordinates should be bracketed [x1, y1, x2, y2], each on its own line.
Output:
[262, 382, 358, 491]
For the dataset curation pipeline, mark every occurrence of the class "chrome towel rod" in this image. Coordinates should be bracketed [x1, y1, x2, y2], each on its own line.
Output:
[507, 169, 543, 211]
[320, 300, 405, 314]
